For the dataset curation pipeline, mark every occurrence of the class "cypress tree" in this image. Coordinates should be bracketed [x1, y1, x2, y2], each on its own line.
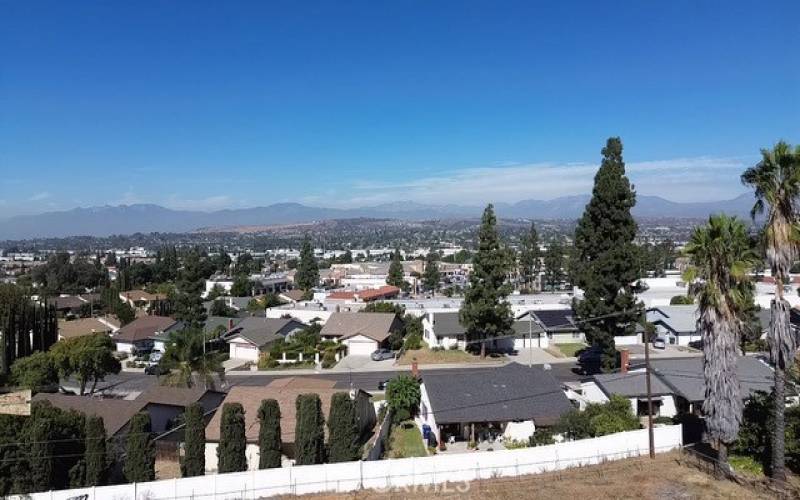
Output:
[386, 248, 405, 288]
[327, 392, 359, 463]
[542, 239, 566, 291]
[459, 204, 513, 358]
[422, 252, 440, 293]
[181, 403, 205, 477]
[574, 137, 641, 372]
[29, 418, 55, 492]
[294, 394, 325, 465]
[295, 236, 320, 292]
[217, 403, 247, 473]
[124, 412, 155, 483]
[257, 399, 282, 469]
[84, 416, 107, 486]
[518, 222, 541, 291]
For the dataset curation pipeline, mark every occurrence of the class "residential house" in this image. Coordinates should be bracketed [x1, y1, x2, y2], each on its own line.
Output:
[326, 285, 401, 303]
[47, 295, 85, 317]
[319, 312, 403, 356]
[203, 377, 375, 471]
[58, 317, 119, 341]
[112, 315, 180, 353]
[417, 363, 573, 447]
[279, 289, 307, 303]
[119, 289, 168, 313]
[223, 316, 306, 361]
[646, 305, 699, 346]
[422, 311, 548, 351]
[526, 308, 584, 344]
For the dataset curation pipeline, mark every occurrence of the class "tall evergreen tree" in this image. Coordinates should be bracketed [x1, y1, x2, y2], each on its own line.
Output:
[518, 222, 541, 291]
[542, 239, 565, 291]
[28, 418, 55, 492]
[573, 137, 641, 372]
[459, 205, 513, 358]
[174, 249, 208, 329]
[422, 252, 440, 293]
[181, 403, 206, 477]
[386, 248, 405, 288]
[124, 412, 155, 483]
[294, 394, 325, 465]
[257, 399, 282, 469]
[327, 392, 359, 463]
[217, 403, 247, 473]
[84, 416, 107, 486]
[295, 236, 319, 292]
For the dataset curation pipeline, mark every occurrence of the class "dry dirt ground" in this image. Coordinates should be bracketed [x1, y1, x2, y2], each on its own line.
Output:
[278, 452, 800, 500]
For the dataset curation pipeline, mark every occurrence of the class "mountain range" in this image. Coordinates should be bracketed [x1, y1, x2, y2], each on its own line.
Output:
[0, 193, 755, 240]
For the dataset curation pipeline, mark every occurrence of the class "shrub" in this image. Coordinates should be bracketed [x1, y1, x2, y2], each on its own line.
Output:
[257, 399, 282, 469]
[321, 350, 337, 369]
[554, 395, 639, 440]
[327, 393, 360, 463]
[217, 403, 247, 473]
[124, 412, 155, 483]
[386, 375, 420, 423]
[181, 403, 205, 477]
[529, 428, 555, 446]
[295, 394, 325, 465]
[404, 332, 422, 350]
[669, 295, 694, 305]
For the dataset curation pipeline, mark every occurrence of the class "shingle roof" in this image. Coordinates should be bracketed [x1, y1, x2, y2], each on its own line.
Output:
[432, 312, 543, 337]
[33, 393, 143, 437]
[421, 363, 573, 426]
[223, 317, 305, 347]
[650, 356, 776, 402]
[320, 312, 401, 342]
[114, 315, 177, 343]
[646, 306, 697, 334]
[594, 372, 674, 398]
[48, 295, 84, 310]
[121, 290, 167, 302]
[58, 318, 114, 340]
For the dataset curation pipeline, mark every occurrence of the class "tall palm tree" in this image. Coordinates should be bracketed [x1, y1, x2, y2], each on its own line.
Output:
[160, 328, 225, 389]
[684, 214, 756, 475]
[741, 141, 800, 483]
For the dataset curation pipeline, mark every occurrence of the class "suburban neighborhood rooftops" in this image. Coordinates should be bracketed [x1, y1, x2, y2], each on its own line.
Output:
[48, 295, 85, 310]
[646, 306, 698, 334]
[205, 377, 342, 443]
[421, 363, 573, 426]
[223, 316, 305, 347]
[280, 289, 307, 302]
[529, 309, 577, 331]
[319, 312, 400, 342]
[121, 290, 167, 302]
[593, 372, 674, 398]
[33, 393, 143, 437]
[114, 315, 178, 343]
[431, 312, 544, 337]
[650, 356, 776, 402]
[58, 317, 117, 340]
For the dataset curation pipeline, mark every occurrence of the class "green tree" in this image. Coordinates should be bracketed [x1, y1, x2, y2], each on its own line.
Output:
[217, 403, 247, 473]
[50, 333, 121, 395]
[257, 399, 282, 469]
[160, 328, 225, 389]
[29, 418, 55, 492]
[294, 394, 325, 465]
[518, 222, 541, 291]
[84, 416, 107, 486]
[684, 214, 756, 474]
[386, 375, 421, 423]
[174, 249, 208, 329]
[210, 299, 237, 317]
[11, 351, 58, 393]
[230, 275, 252, 297]
[669, 295, 694, 305]
[741, 140, 800, 483]
[542, 239, 565, 291]
[386, 248, 405, 288]
[295, 236, 320, 292]
[181, 403, 206, 477]
[459, 205, 513, 358]
[573, 137, 641, 372]
[422, 252, 440, 293]
[124, 412, 155, 483]
[555, 395, 639, 440]
[327, 392, 360, 462]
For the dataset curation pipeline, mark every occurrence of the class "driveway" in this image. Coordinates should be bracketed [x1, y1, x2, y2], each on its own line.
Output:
[622, 344, 700, 359]
[330, 355, 397, 372]
[507, 347, 565, 365]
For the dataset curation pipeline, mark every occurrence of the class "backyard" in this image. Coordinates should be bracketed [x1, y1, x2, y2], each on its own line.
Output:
[385, 422, 428, 459]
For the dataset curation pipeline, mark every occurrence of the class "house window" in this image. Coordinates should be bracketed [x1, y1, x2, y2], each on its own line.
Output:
[421, 402, 428, 419]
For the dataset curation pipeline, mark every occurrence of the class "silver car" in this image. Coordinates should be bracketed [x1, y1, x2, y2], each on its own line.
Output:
[371, 348, 395, 361]
[653, 337, 666, 350]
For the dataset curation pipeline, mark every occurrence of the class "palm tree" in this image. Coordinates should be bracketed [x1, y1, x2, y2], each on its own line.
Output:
[684, 214, 756, 475]
[160, 328, 225, 389]
[741, 141, 800, 483]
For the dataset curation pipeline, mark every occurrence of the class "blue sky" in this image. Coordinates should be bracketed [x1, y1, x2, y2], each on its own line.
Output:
[1, 1, 798, 216]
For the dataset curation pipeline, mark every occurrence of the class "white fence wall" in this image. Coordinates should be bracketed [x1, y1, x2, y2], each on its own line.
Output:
[18, 425, 682, 500]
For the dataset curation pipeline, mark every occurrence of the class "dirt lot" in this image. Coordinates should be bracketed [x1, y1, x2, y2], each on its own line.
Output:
[279, 452, 799, 499]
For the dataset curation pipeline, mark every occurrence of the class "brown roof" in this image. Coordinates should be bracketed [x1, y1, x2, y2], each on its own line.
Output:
[48, 295, 85, 310]
[205, 378, 339, 443]
[32, 393, 143, 436]
[327, 290, 356, 300]
[122, 290, 167, 302]
[355, 286, 400, 302]
[58, 318, 114, 340]
[281, 289, 306, 302]
[114, 315, 177, 343]
[320, 312, 400, 342]
[134, 385, 222, 408]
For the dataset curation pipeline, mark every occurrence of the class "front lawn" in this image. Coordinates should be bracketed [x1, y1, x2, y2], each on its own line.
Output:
[386, 421, 428, 458]
[397, 345, 502, 365]
[554, 342, 587, 358]
[258, 360, 316, 371]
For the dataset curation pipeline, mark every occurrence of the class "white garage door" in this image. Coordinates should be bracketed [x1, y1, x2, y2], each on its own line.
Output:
[230, 343, 259, 361]
[347, 339, 378, 356]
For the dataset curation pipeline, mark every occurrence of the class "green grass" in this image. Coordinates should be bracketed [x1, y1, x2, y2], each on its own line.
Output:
[729, 455, 764, 476]
[387, 422, 428, 458]
[554, 342, 587, 357]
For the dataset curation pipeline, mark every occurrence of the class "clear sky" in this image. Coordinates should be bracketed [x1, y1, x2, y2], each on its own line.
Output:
[1, 1, 798, 216]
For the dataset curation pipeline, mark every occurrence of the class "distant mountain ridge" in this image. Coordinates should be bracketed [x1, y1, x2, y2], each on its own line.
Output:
[0, 194, 754, 239]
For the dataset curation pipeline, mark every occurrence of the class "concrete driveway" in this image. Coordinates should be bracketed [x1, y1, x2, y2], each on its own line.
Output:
[330, 355, 397, 372]
[622, 344, 700, 359]
[507, 347, 565, 365]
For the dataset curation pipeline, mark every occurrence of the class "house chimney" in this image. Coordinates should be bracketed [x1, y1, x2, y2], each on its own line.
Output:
[228, 318, 234, 330]
[620, 349, 629, 374]
[411, 358, 419, 379]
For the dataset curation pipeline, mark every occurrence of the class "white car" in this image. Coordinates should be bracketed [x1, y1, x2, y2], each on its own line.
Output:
[652, 337, 666, 350]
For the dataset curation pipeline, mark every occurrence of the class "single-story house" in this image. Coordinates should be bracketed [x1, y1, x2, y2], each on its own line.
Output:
[58, 317, 119, 341]
[113, 315, 180, 353]
[319, 312, 403, 356]
[527, 308, 585, 344]
[279, 289, 307, 303]
[47, 295, 85, 316]
[646, 306, 699, 346]
[204, 377, 375, 471]
[119, 290, 168, 312]
[326, 285, 401, 303]
[223, 316, 307, 361]
[151, 316, 239, 352]
[417, 363, 573, 446]
[422, 311, 548, 351]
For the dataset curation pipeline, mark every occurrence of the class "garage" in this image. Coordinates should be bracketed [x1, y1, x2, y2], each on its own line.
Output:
[229, 339, 259, 361]
[344, 335, 379, 356]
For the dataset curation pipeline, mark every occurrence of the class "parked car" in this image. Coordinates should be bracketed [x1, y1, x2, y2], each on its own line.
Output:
[144, 364, 170, 376]
[377, 379, 390, 390]
[371, 348, 395, 361]
[653, 337, 666, 350]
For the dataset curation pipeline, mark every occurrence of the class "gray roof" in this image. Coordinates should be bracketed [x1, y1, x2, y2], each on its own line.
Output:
[421, 363, 573, 426]
[646, 306, 697, 334]
[528, 309, 577, 332]
[224, 317, 306, 348]
[651, 356, 776, 402]
[320, 312, 401, 342]
[594, 372, 674, 398]
[432, 312, 544, 338]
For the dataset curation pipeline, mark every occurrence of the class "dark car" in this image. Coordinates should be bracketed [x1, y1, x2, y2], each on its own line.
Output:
[144, 364, 171, 376]
[371, 348, 395, 361]
[377, 379, 391, 390]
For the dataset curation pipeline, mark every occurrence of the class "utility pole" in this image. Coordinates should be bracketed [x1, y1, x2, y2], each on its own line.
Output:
[643, 309, 655, 459]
